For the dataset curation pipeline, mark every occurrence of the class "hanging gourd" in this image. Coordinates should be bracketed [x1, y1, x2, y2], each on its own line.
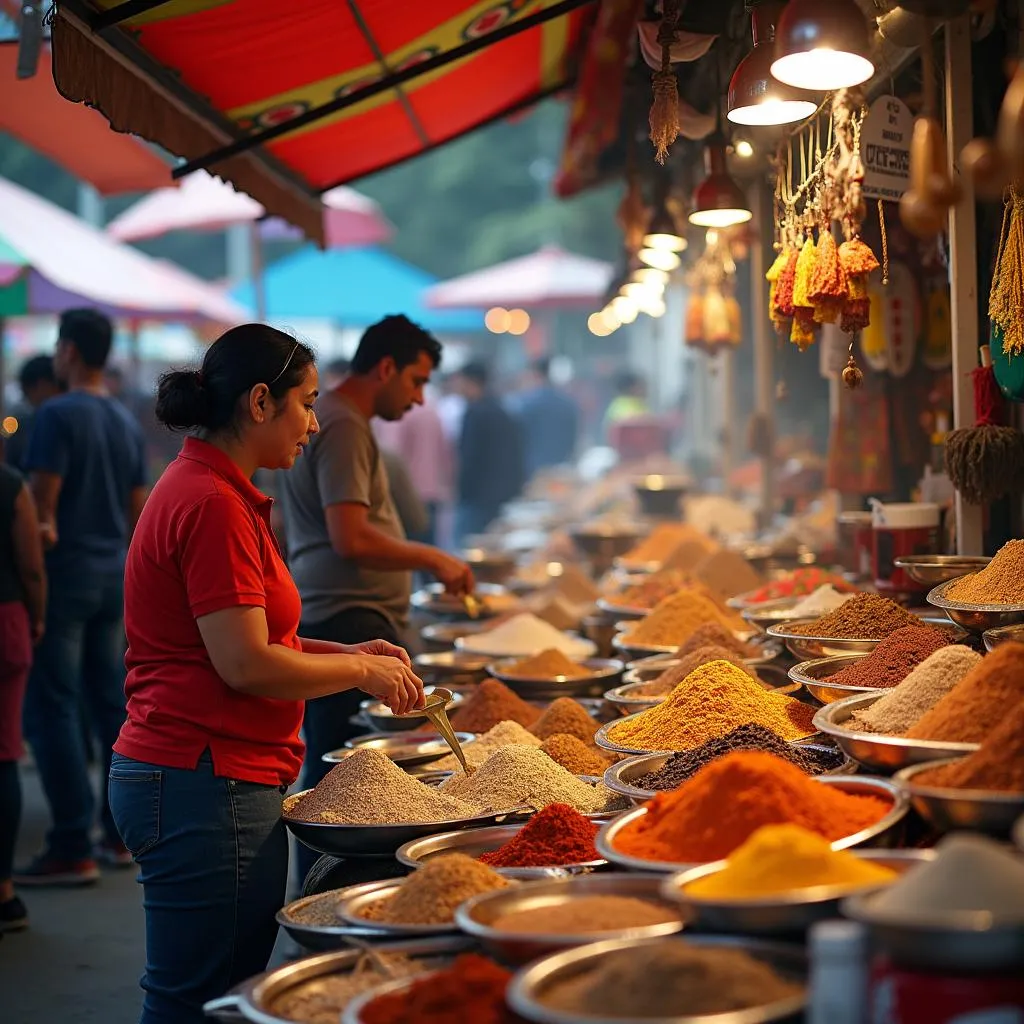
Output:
[790, 235, 818, 350]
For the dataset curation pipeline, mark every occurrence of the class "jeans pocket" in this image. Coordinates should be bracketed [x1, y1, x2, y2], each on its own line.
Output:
[108, 765, 163, 857]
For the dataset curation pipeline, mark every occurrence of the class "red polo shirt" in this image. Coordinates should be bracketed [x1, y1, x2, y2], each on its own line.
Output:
[116, 438, 304, 786]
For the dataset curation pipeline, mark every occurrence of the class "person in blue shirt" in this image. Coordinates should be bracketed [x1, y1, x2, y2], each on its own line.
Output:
[511, 358, 579, 480]
[2, 355, 61, 474]
[15, 309, 149, 886]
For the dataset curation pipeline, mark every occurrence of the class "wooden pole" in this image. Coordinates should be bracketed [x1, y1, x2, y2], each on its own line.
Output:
[751, 182, 775, 528]
[945, 15, 984, 554]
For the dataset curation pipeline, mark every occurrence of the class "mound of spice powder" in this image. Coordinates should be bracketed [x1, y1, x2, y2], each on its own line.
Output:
[916, 701, 1024, 793]
[905, 642, 1024, 743]
[432, 719, 541, 771]
[530, 697, 601, 743]
[677, 623, 759, 659]
[789, 593, 920, 639]
[479, 803, 600, 868]
[361, 953, 518, 1024]
[449, 678, 540, 733]
[824, 625, 953, 689]
[623, 589, 748, 648]
[613, 751, 890, 863]
[631, 724, 845, 791]
[607, 660, 815, 751]
[540, 733, 610, 775]
[633, 644, 759, 699]
[505, 648, 590, 678]
[946, 540, 1024, 604]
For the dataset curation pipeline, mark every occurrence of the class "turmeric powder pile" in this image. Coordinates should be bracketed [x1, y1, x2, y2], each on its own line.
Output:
[623, 589, 748, 649]
[607, 660, 815, 751]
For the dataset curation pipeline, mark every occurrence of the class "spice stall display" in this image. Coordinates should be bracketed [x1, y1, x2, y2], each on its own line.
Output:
[479, 804, 601, 868]
[945, 539, 1024, 604]
[539, 734, 610, 775]
[606, 661, 815, 752]
[449, 680, 541, 733]
[823, 625, 953, 689]
[608, 569, 703, 610]
[619, 589, 749, 648]
[789, 593, 921, 638]
[610, 751, 892, 864]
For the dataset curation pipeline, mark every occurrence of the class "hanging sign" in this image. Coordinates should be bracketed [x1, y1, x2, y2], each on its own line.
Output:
[861, 96, 914, 201]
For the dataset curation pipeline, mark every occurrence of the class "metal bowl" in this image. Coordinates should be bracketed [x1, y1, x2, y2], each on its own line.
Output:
[613, 556, 663, 575]
[456, 875, 685, 965]
[411, 650, 491, 686]
[812, 693, 981, 774]
[894, 555, 991, 587]
[396, 823, 607, 881]
[633, 475, 691, 519]
[419, 619, 492, 653]
[595, 776, 908, 873]
[457, 631, 597, 661]
[341, 731, 477, 769]
[983, 622, 1024, 652]
[411, 582, 519, 620]
[595, 596, 650, 621]
[568, 524, 646, 566]
[461, 547, 518, 585]
[895, 760, 1024, 836]
[601, 682, 663, 715]
[359, 688, 467, 733]
[766, 616, 966, 661]
[276, 889, 405, 951]
[740, 596, 825, 632]
[203, 937, 474, 1023]
[664, 850, 935, 937]
[487, 657, 625, 700]
[787, 655, 876, 705]
[927, 578, 1024, 634]
[335, 878, 464, 936]
[507, 935, 807, 1024]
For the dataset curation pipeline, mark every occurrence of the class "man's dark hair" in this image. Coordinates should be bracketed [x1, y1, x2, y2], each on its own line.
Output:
[19, 354, 56, 392]
[350, 315, 442, 376]
[59, 308, 114, 370]
[460, 361, 489, 387]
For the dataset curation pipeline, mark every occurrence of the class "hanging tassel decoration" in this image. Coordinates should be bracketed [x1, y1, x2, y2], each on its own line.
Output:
[790, 235, 819, 350]
[766, 247, 791, 334]
[809, 230, 848, 325]
[989, 185, 1024, 356]
[685, 289, 705, 348]
[649, 0, 682, 164]
[775, 246, 799, 328]
[838, 237, 881, 334]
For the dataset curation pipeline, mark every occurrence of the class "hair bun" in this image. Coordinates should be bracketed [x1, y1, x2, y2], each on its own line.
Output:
[156, 368, 213, 431]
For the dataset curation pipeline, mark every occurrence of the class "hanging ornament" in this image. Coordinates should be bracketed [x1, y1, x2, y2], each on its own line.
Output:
[649, 0, 682, 163]
[685, 289, 706, 348]
[989, 185, 1024, 357]
[790, 234, 819, 350]
[837, 237, 880, 333]
[842, 349, 865, 390]
[809, 230, 848, 324]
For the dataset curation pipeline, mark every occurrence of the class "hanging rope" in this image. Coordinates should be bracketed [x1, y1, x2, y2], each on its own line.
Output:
[649, 0, 682, 163]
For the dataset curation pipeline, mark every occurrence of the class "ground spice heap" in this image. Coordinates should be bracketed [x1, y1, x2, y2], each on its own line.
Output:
[541, 941, 801, 1018]
[286, 748, 475, 825]
[850, 646, 982, 735]
[530, 697, 601, 743]
[906, 642, 1024, 743]
[614, 569, 702, 609]
[631, 724, 845, 791]
[440, 745, 622, 814]
[623, 524, 715, 566]
[744, 568, 857, 605]
[608, 661, 815, 752]
[613, 751, 890, 863]
[432, 720, 541, 771]
[685, 824, 896, 899]
[449, 679, 540, 733]
[825, 625, 953, 689]
[790, 592, 920, 639]
[946, 540, 1024, 604]
[916, 701, 1024, 792]
[633, 644, 758, 699]
[678, 622, 759, 659]
[539, 733, 610, 775]
[359, 854, 510, 926]
[492, 895, 679, 935]
[624, 590, 748, 648]
[505, 648, 590, 678]
[479, 803, 600, 868]
[361, 953, 519, 1024]
[694, 549, 765, 601]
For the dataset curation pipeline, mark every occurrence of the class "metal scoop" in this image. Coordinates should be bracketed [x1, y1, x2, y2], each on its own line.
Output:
[396, 686, 469, 773]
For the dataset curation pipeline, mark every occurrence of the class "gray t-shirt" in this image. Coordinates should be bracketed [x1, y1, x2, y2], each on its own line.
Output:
[278, 391, 410, 627]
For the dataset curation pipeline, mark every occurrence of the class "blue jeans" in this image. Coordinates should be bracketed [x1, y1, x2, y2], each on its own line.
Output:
[23, 571, 127, 859]
[109, 751, 288, 1024]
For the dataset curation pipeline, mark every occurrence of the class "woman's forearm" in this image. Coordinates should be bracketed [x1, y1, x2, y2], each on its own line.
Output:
[299, 636, 351, 655]
[228, 644, 369, 699]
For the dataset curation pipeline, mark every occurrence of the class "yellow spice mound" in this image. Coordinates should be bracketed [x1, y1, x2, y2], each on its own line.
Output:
[608, 660, 815, 751]
[623, 524, 716, 565]
[624, 589, 747, 648]
[506, 648, 590, 678]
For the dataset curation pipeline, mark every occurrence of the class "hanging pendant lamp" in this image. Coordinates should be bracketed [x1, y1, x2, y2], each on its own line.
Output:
[728, 2, 817, 126]
[689, 136, 752, 228]
[643, 171, 687, 251]
[771, 0, 875, 91]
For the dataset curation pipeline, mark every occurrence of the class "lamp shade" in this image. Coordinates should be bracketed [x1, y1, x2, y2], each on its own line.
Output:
[642, 203, 687, 251]
[771, 0, 875, 91]
[729, 3, 818, 126]
[689, 140, 753, 229]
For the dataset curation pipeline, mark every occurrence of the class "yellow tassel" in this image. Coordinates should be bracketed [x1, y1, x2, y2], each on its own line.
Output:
[650, 69, 680, 164]
[792, 237, 817, 309]
[991, 188, 1024, 356]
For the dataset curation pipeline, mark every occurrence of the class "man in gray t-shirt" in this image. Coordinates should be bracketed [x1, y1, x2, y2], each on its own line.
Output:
[278, 316, 473, 839]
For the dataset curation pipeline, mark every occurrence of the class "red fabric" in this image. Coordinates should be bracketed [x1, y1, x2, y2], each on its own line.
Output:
[0, 601, 31, 762]
[116, 438, 305, 786]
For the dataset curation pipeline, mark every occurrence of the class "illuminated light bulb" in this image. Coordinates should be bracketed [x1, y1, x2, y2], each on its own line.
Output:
[506, 308, 531, 335]
[734, 139, 755, 159]
[631, 267, 670, 287]
[612, 295, 639, 324]
[588, 312, 611, 336]
[770, 0, 874, 91]
[601, 306, 622, 331]
[484, 307, 510, 333]
[638, 247, 682, 272]
[689, 138, 753, 228]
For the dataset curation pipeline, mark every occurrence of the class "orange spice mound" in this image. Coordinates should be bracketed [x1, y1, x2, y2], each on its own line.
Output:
[505, 648, 590, 678]
[448, 679, 540, 733]
[678, 623, 760, 659]
[530, 697, 602, 744]
[624, 589, 747, 648]
[623, 524, 716, 566]
[612, 751, 890, 863]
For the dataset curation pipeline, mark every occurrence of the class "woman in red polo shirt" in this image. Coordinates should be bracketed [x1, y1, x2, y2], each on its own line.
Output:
[109, 324, 424, 1024]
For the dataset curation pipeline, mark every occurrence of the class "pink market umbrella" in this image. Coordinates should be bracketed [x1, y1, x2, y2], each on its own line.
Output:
[424, 245, 614, 310]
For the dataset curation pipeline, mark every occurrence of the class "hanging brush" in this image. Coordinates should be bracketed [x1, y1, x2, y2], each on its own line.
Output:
[944, 344, 1024, 504]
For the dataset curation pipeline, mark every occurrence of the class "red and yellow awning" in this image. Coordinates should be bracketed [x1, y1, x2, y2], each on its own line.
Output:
[53, 0, 596, 244]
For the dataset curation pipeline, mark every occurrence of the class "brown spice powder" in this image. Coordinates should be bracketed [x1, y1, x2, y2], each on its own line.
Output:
[634, 645, 758, 698]
[825, 626, 952, 689]
[789, 593, 920, 639]
[678, 623, 759, 659]
[540, 733, 610, 775]
[624, 589, 748, 648]
[530, 697, 602, 743]
[945, 540, 1024, 604]
[448, 678, 540, 733]
[505, 648, 590, 678]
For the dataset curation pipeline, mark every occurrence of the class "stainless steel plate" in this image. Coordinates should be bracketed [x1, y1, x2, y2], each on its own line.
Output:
[787, 655, 876, 705]
[894, 555, 990, 587]
[767, 616, 966, 661]
[359, 688, 467, 733]
[275, 890, 401, 951]
[594, 596, 650, 620]
[983, 622, 1024, 652]
[342, 731, 477, 768]
[410, 582, 519, 619]
[412, 650, 491, 686]
[456, 874, 684, 965]
[595, 776, 908, 873]
[811, 693, 980, 774]
[487, 657, 625, 700]
[927, 578, 1024, 634]
[419, 619, 492, 653]
[335, 878, 462, 936]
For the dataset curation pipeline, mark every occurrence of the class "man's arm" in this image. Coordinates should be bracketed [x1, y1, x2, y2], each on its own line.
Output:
[12, 483, 46, 640]
[30, 471, 62, 550]
[325, 501, 455, 575]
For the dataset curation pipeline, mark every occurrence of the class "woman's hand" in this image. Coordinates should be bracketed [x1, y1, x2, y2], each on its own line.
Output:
[349, 638, 412, 666]
[359, 656, 425, 715]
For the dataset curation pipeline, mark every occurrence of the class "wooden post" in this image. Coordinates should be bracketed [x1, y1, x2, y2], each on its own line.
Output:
[945, 15, 984, 554]
[751, 182, 775, 528]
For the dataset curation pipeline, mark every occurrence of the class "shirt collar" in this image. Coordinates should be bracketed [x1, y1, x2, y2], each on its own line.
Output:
[179, 437, 273, 514]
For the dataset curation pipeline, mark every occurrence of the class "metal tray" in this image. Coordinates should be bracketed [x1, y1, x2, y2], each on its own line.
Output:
[507, 935, 807, 1024]
[419, 619, 492, 653]
[412, 650, 491, 685]
[411, 582, 519, 619]
[359, 688, 466, 734]
[982, 622, 1024, 652]
[595, 596, 651, 621]
[811, 693, 981, 774]
[342, 731, 477, 768]
[457, 634, 598, 661]
[595, 776, 908, 874]
[927, 577, 1024, 634]
[601, 682, 662, 714]
[787, 655, 876, 705]
[396, 822, 607, 880]
[456, 875, 685, 965]
[894, 760, 1024, 836]
[664, 850, 935, 937]
[740, 596, 819, 632]
[203, 936, 474, 1023]
[335, 878, 463, 936]
[894, 555, 990, 587]
[766, 616, 966, 661]
[487, 657, 625, 700]
[276, 888, 405, 951]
